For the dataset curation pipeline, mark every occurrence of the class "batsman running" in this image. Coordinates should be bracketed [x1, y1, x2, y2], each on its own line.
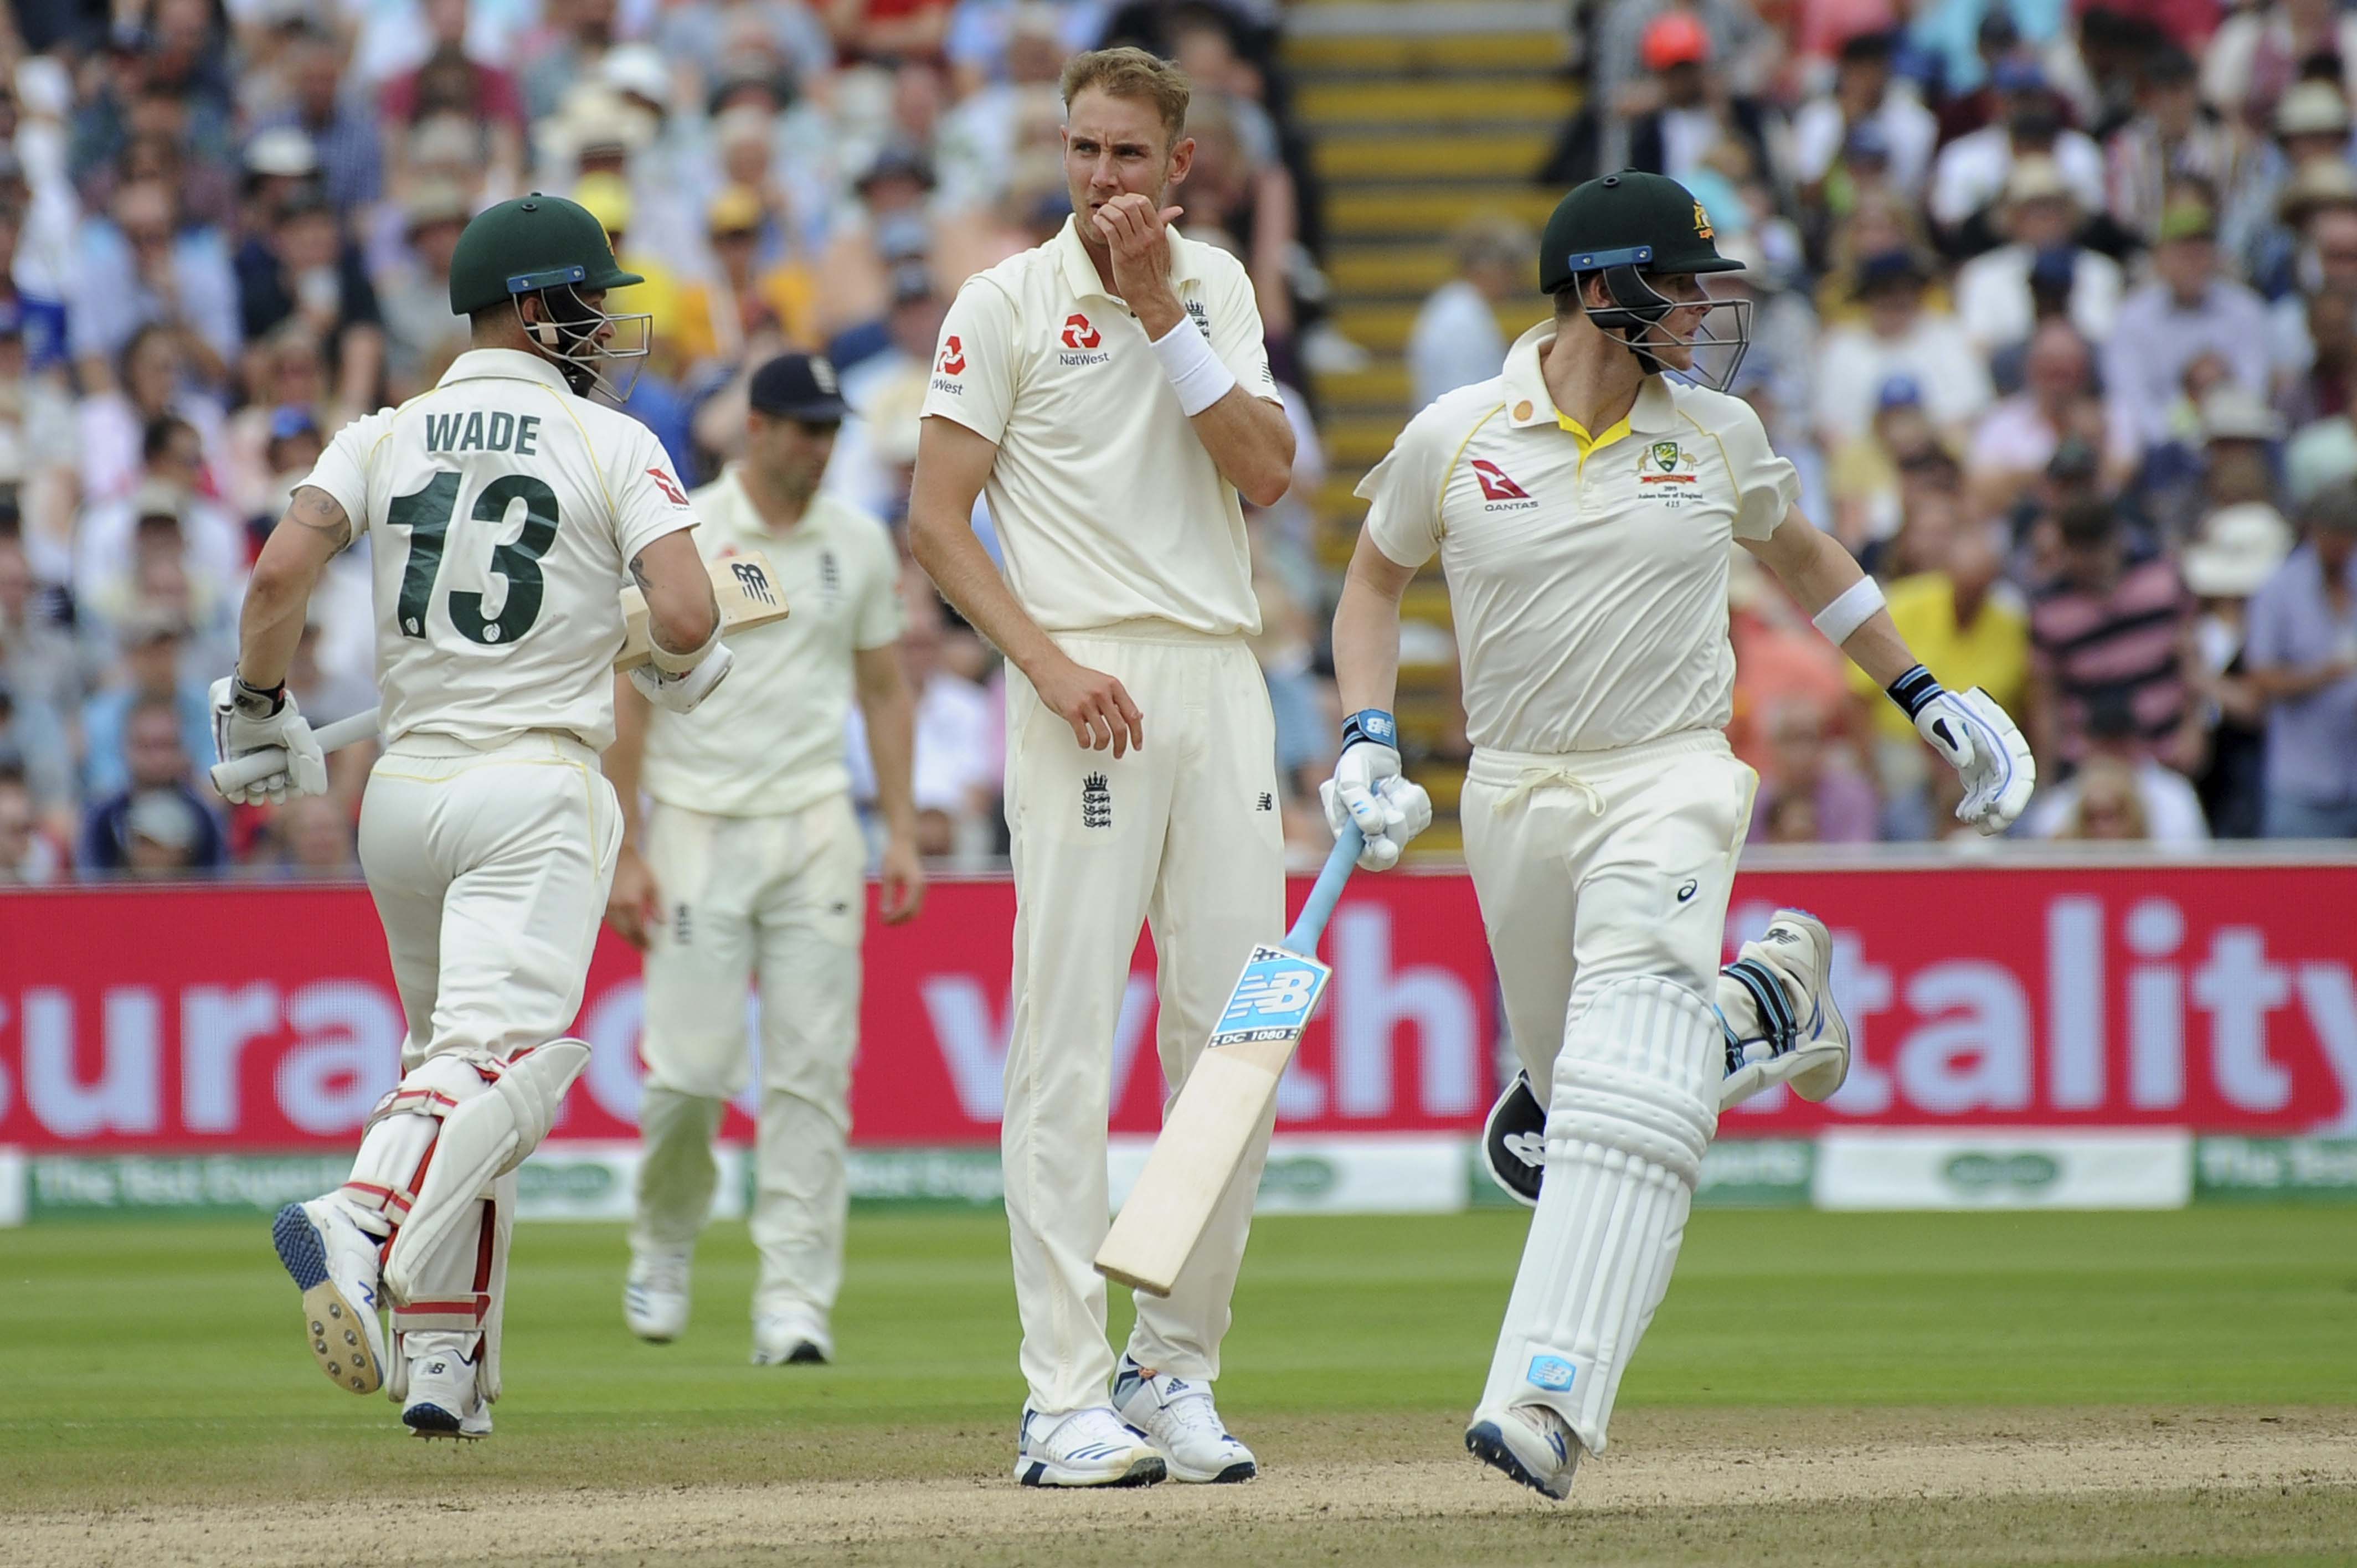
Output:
[606, 350, 924, 1365]
[1330, 171, 2034, 1498]
[909, 47, 1295, 1487]
[222, 193, 734, 1437]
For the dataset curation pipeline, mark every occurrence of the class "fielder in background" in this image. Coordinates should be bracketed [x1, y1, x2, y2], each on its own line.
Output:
[908, 47, 1295, 1488]
[1329, 171, 2034, 1499]
[604, 352, 923, 1365]
[223, 193, 735, 1437]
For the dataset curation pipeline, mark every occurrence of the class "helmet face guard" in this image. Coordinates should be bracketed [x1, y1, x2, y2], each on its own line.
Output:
[506, 264, 652, 404]
[1569, 244, 1753, 394]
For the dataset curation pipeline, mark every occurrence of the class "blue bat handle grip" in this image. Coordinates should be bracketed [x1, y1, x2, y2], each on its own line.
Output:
[1282, 822, 1362, 955]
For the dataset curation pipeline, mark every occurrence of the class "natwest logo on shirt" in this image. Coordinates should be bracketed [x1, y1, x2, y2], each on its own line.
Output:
[1470, 458, 1538, 510]
[1057, 312, 1111, 367]
[932, 336, 966, 395]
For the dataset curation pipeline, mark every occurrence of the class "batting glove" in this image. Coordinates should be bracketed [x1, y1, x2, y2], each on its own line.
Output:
[1319, 709, 1433, 872]
[209, 675, 328, 806]
[1903, 678, 2036, 835]
[629, 641, 734, 715]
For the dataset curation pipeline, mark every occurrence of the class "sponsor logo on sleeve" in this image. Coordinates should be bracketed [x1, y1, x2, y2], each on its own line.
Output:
[647, 467, 689, 506]
[932, 337, 966, 395]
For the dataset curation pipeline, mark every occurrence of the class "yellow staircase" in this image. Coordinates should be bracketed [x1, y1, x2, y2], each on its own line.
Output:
[1284, 1, 1573, 850]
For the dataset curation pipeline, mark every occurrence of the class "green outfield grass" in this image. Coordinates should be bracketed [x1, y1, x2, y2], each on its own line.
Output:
[6, 1205, 2356, 1565]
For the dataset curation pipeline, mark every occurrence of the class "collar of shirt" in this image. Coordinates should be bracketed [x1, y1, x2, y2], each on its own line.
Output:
[1498, 320, 1677, 458]
[438, 347, 574, 395]
[1052, 213, 1200, 306]
[709, 461, 824, 545]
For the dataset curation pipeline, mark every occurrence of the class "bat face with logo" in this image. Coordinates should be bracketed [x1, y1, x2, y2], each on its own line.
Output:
[1094, 825, 1362, 1297]
[614, 550, 791, 670]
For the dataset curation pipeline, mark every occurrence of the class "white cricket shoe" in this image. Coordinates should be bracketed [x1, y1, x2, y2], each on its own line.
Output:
[1112, 1355, 1258, 1483]
[1718, 909, 1851, 1108]
[623, 1247, 690, 1343]
[1466, 1402, 1582, 1500]
[402, 1350, 488, 1440]
[752, 1305, 831, 1365]
[272, 1198, 387, 1395]
[1013, 1406, 1166, 1488]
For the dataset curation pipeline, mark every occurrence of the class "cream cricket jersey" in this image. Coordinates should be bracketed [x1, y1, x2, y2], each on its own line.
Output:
[641, 467, 903, 816]
[302, 350, 700, 754]
[1359, 322, 1800, 754]
[919, 215, 1280, 637]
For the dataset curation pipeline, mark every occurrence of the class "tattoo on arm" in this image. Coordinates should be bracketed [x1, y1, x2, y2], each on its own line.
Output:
[286, 485, 353, 550]
[629, 551, 653, 597]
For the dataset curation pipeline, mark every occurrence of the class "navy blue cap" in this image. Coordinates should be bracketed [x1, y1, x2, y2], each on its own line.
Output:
[1991, 58, 2046, 93]
[269, 404, 320, 442]
[1855, 247, 1928, 296]
[1876, 374, 1923, 410]
[747, 352, 849, 422]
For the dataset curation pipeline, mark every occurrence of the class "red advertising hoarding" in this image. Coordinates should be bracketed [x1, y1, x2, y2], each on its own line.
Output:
[3, 860, 2353, 1151]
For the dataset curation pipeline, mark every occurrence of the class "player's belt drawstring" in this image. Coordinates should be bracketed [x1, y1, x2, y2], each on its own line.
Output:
[1490, 766, 1608, 816]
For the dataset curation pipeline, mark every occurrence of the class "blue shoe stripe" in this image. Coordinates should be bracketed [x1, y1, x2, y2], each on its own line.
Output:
[272, 1204, 328, 1291]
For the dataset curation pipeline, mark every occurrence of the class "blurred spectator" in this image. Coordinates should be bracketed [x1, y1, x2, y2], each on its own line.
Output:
[2200, 0, 2357, 133]
[2028, 498, 2197, 772]
[79, 696, 227, 876]
[1968, 320, 2135, 517]
[1540, 11, 1778, 190]
[235, 189, 384, 416]
[267, 791, 361, 878]
[2269, 187, 2357, 412]
[701, 184, 824, 364]
[899, 586, 995, 858]
[2107, 44, 2251, 250]
[652, 0, 835, 90]
[0, 672, 74, 824]
[1814, 249, 1992, 447]
[79, 608, 213, 803]
[1587, 0, 1779, 176]
[2024, 689, 2211, 843]
[828, 0, 956, 65]
[69, 178, 239, 393]
[1407, 214, 1529, 411]
[377, 182, 473, 400]
[77, 323, 228, 509]
[2229, 81, 2355, 300]
[76, 437, 245, 624]
[2245, 481, 2357, 836]
[2183, 502, 2294, 836]
[1748, 697, 1878, 843]
[0, 758, 64, 883]
[1793, 29, 1938, 206]
[2105, 188, 2273, 452]
[255, 23, 383, 216]
[379, 0, 528, 200]
[1928, 61, 2105, 254]
[1953, 156, 2122, 354]
[0, 529, 76, 715]
[1727, 550, 1852, 773]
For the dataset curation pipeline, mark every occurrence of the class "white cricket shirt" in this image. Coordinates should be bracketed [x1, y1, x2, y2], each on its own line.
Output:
[302, 349, 700, 753]
[919, 215, 1280, 637]
[1358, 322, 1800, 755]
[641, 467, 904, 817]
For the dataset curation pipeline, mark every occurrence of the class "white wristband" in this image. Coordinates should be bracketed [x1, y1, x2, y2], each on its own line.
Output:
[1812, 574, 1887, 646]
[1149, 318, 1237, 417]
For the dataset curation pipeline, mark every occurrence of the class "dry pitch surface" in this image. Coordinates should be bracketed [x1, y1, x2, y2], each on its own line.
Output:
[8, 1209, 2355, 1566]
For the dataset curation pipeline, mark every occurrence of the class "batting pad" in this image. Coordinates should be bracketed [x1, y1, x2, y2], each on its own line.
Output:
[1479, 974, 1719, 1454]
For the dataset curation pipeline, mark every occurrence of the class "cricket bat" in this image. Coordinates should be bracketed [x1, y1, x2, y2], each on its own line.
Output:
[209, 551, 791, 796]
[1094, 821, 1364, 1297]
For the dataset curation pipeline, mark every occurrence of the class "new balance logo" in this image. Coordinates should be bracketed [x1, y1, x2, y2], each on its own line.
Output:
[730, 559, 777, 605]
[1502, 1131, 1545, 1168]
[1471, 458, 1538, 508]
[1082, 773, 1111, 829]
[1226, 968, 1317, 1018]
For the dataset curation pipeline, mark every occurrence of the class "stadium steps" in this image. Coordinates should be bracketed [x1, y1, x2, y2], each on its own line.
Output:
[1285, 0, 1573, 844]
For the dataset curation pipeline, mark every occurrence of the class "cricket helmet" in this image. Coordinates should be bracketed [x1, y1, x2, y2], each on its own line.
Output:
[1539, 171, 1752, 391]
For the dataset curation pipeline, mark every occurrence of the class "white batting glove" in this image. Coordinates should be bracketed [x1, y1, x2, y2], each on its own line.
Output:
[209, 675, 328, 806]
[629, 642, 734, 714]
[1319, 710, 1433, 872]
[1915, 685, 2036, 835]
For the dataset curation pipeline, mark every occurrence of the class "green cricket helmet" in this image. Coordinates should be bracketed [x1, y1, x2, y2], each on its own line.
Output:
[448, 193, 652, 400]
[1538, 171, 1752, 392]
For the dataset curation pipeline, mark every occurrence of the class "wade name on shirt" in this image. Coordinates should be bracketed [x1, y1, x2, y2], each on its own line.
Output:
[424, 409, 545, 456]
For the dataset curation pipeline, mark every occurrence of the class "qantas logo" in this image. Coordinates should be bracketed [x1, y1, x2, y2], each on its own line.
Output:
[1061, 313, 1102, 349]
[1470, 458, 1538, 509]
[936, 337, 965, 375]
[646, 468, 688, 506]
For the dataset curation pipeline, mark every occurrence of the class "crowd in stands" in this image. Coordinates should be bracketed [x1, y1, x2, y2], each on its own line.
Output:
[1422, 0, 2357, 848]
[4, 0, 2355, 884]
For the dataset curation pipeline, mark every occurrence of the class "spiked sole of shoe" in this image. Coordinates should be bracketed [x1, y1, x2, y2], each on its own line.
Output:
[272, 1204, 381, 1395]
[1465, 1422, 1568, 1500]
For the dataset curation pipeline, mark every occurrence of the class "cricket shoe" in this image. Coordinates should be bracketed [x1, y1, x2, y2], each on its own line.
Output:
[402, 1350, 490, 1440]
[1113, 1355, 1257, 1482]
[1717, 909, 1851, 1110]
[1466, 1402, 1582, 1500]
[272, 1198, 387, 1395]
[752, 1305, 831, 1365]
[1479, 1071, 1546, 1208]
[623, 1247, 690, 1342]
[1013, 1406, 1166, 1487]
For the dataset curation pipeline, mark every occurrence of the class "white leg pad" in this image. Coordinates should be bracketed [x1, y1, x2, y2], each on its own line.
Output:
[1479, 975, 1719, 1456]
[383, 1040, 588, 1303]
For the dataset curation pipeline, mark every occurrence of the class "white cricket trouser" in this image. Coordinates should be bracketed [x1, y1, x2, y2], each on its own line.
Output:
[1002, 622, 1284, 1419]
[358, 730, 622, 1074]
[630, 792, 866, 1320]
[1459, 729, 1757, 1452]
[1460, 731, 1757, 1097]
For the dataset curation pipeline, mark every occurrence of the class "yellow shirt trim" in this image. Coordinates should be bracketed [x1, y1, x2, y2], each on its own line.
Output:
[1553, 410, 1633, 476]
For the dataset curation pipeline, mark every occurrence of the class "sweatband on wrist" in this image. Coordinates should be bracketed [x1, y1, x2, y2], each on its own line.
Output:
[1149, 318, 1237, 417]
[1341, 709, 1398, 751]
[1886, 664, 1944, 720]
[232, 674, 286, 716]
[648, 621, 722, 675]
[1811, 574, 1887, 645]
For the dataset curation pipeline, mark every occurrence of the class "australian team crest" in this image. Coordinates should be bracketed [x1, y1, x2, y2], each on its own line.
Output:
[1639, 440, 1699, 499]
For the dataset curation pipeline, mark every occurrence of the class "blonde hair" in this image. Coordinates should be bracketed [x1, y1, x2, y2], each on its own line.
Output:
[1059, 46, 1191, 148]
